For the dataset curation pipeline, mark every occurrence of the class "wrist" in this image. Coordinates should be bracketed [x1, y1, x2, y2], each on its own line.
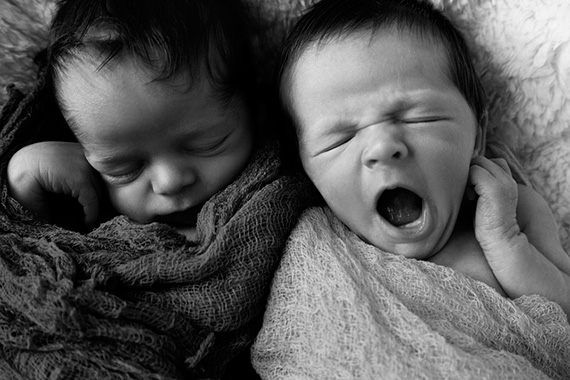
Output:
[477, 221, 522, 253]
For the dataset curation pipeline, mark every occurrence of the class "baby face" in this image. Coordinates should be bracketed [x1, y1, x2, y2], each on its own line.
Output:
[58, 57, 254, 228]
[286, 30, 482, 259]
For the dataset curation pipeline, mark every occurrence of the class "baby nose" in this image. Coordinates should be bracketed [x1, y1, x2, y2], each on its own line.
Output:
[151, 160, 196, 195]
[361, 126, 409, 168]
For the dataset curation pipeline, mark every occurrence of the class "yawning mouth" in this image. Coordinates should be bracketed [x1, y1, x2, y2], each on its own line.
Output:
[377, 187, 423, 227]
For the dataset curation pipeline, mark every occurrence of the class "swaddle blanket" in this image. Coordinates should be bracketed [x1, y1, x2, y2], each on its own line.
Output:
[252, 207, 570, 380]
[0, 82, 315, 379]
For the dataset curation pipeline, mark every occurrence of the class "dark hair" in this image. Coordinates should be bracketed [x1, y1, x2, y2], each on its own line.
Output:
[47, 0, 254, 103]
[279, 0, 487, 154]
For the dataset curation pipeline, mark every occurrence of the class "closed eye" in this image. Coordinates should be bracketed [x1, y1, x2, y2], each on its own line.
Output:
[185, 134, 230, 156]
[319, 134, 355, 154]
[403, 117, 446, 124]
[102, 165, 144, 184]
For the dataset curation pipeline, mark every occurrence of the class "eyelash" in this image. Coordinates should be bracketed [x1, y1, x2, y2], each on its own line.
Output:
[104, 165, 143, 183]
[323, 134, 355, 152]
[99, 135, 231, 183]
[185, 135, 229, 156]
[402, 117, 444, 124]
[322, 117, 444, 152]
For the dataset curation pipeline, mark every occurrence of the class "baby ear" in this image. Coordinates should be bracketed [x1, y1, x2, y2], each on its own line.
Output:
[472, 109, 488, 157]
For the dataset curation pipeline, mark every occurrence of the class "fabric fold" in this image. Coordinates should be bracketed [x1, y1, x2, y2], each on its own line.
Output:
[252, 207, 570, 380]
[0, 82, 316, 379]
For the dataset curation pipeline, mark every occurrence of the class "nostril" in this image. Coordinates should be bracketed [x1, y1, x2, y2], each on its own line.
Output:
[362, 135, 408, 167]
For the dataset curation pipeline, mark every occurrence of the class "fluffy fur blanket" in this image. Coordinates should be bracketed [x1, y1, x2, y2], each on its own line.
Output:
[430, 0, 570, 252]
[252, 207, 570, 379]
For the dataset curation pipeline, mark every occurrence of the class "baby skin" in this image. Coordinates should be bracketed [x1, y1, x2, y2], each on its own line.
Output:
[284, 29, 570, 317]
[8, 57, 253, 240]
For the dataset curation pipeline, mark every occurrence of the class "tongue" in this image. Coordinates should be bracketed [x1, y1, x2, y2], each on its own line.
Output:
[377, 188, 422, 227]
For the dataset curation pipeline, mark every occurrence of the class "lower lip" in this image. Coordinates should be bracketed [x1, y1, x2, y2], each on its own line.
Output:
[381, 200, 430, 240]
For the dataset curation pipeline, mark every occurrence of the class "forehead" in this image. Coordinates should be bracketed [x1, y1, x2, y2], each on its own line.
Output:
[288, 28, 448, 87]
[57, 55, 208, 127]
[57, 52, 197, 98]
[284, 28, 450, 105]
[56, 57, 240, 149]
[284, 29, 453, 122]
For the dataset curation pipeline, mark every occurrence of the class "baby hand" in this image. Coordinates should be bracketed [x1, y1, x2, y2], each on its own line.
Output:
[469, 156, 520, 253]
[7, 141, 103, 228]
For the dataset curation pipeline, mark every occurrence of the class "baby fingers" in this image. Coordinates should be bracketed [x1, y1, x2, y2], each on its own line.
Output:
[470, 156, 512, 179]
[469, 156, 519, 241]
[469, 156, 518, 197]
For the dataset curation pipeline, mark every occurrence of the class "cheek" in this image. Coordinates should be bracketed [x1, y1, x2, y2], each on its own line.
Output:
[193, 155, 249, 202]
[424, 129, 475, 170]
[418, 134, 474, 205]
[106, 185, 149, 223]
[433, 153, 472, 211]
[432, 150, 471, 191]
[214, 139, 253, 186]
[303, 157, 352, 209]
[205, 159, 242, 190]
[300, 156, 326, 191]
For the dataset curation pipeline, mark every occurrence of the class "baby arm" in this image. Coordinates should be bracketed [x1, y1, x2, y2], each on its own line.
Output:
[7, 141, 104, 229]
[470, 156, 570, 317]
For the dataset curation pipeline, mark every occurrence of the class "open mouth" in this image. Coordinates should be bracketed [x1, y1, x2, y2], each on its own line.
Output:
[376, 187, 423, 227]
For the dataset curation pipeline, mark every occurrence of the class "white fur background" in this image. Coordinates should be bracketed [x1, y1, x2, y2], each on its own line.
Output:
[434, 0, 570, 251]
[1, 0, 569, 251]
